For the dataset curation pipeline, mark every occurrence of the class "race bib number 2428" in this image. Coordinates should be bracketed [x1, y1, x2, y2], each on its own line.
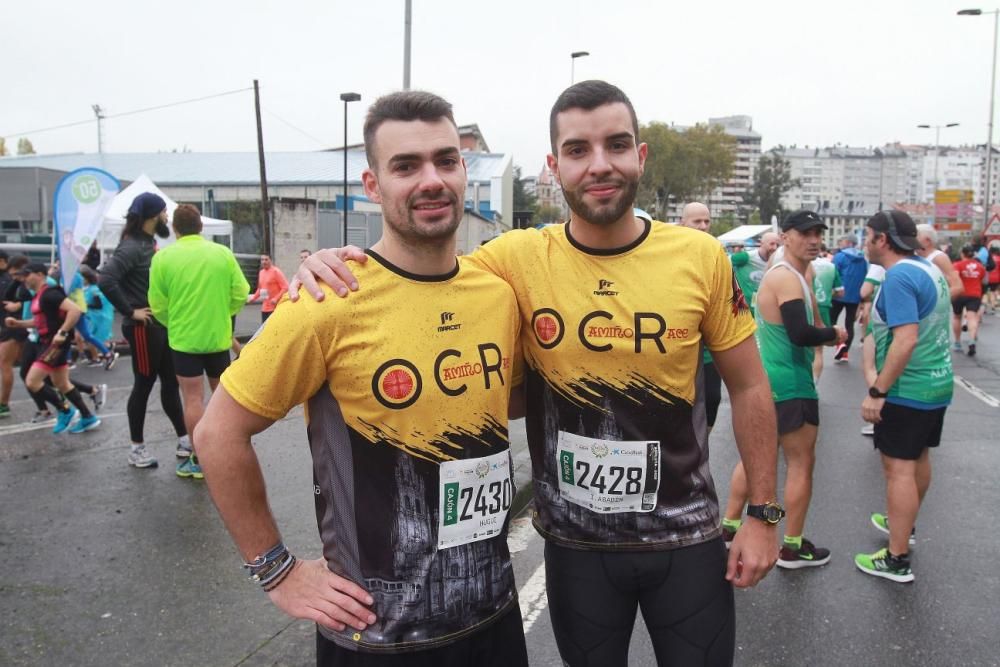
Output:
[557, 431, 659, 514]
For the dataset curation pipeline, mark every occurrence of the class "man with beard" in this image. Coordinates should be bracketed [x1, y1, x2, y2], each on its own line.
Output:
[196, 91, 527, 666]
[99, 193, 189, 469]
[721, 211, 846, 570]
[293, 80, 780, 666]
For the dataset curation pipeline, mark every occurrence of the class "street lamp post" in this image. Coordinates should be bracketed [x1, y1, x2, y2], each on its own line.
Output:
[570, 51, 589, 84]
[959, 8, 999, 231]
[340, 92, 361, 246]
[917, 123, 960, 195]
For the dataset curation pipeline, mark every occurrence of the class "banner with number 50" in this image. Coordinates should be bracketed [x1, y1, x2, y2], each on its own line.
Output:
[53, 167, 120, 290]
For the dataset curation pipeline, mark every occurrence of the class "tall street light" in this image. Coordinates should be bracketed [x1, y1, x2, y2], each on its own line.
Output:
[918, 123, 960, 194]
[570, 51, 589, 84]
[959, 8, 999, 231]
[340, 92, 361, 246]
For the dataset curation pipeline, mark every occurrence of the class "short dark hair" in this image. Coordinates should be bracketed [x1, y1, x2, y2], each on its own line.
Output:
[0, 250, 8, 262]
[8, 254, 29, 271]
[549, 80, 639, 153]
[363, 91, 457, 168]
[173, 204, 203, 236]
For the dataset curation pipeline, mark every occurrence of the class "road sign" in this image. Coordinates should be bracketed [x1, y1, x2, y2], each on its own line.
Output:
[986, 215, 1000, 236]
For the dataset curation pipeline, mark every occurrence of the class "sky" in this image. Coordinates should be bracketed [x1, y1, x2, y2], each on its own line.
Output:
[2, 0, 995, 175]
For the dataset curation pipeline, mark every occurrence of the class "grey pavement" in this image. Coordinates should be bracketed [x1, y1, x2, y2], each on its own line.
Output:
[2, 310, 999, 665]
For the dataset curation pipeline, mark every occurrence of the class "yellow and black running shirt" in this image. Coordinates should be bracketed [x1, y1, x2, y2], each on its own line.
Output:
[470, 220, 754, 551]
[222, 250, 522, 653]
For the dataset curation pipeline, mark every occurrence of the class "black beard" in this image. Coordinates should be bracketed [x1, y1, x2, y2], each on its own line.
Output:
[561, 178, 639, 227]
[155, 221, 171, 238]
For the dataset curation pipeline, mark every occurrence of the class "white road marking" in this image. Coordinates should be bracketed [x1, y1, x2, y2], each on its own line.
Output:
[0, 411, 126, 437]
[518, 562, 548, 634]
[506, 516, 536, 554]
[954, 376, 1000, 408]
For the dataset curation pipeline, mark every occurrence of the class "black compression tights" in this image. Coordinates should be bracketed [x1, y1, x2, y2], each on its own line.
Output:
[544, 539, 735, 667]
[122, 324, 186, 443]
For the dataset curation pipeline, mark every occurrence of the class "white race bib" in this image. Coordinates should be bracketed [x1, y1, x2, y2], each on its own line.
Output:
[557, 431, 659, 513]
[438, 450, 513, 549]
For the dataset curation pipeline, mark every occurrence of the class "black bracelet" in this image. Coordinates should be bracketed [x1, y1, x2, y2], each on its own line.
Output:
[263, 556, 297, 592]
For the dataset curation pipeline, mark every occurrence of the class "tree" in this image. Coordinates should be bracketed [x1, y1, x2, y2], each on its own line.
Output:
[512, 166, 537, 212]
[744, 148, 799, 226]
[0, 138, 7, 156]
[710, 211, 737, 237]
[638, 122, 736, 216]
[17, 138, 35, 155]
[534, 204, 563, 224]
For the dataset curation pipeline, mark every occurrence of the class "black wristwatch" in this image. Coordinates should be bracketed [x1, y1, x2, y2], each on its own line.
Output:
[746, 501, 785, 525]
[868, 386, 889, 398]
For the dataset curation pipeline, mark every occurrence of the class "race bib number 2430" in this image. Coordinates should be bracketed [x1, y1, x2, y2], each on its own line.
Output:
[557, 431, 659, 514]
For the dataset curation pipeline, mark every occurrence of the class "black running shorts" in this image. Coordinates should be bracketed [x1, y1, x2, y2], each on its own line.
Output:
[874, 402, 946, 460]
[315, 603, 528, 666]
[545, 538, 734, 667]
[775, 398, 819, 435]
[171, 349, 231, 379]
[952, 296, 982, 315]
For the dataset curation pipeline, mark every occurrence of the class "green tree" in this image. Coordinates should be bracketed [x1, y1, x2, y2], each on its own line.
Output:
[710, 211, 737, 237]
[534, 204, 563, 224]
[0, 137, 7, 156]
[513, 166, 537, 212]
[17, 138, 35, 155]
[744, 149, 799, 226]
[638, 122, 736, 216]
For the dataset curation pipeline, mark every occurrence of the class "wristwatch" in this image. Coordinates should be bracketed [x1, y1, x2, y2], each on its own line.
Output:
[746, 501, 785, 525]
[868, 386, 889, 398]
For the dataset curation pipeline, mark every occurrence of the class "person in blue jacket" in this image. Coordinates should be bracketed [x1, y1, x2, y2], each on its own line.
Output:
[831, 234, 869, 362]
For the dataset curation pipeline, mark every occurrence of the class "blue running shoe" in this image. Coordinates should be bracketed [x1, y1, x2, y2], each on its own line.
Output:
[69, 415, 101, 434]
[176, 456, 204, 480]
[53, 407, 77, 434]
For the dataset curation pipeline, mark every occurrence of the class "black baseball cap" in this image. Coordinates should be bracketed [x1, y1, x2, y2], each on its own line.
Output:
[867, 210, 921, 251]
[16, 262, 48, 276]
[780, 210, 827, 232]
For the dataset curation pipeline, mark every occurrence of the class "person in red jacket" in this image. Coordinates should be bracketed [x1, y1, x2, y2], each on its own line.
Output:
[246, 254, 288, 323]
[952, 244, 987, 356]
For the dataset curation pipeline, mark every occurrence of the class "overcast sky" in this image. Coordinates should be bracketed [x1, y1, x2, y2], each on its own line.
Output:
[2, 0, 994, 174]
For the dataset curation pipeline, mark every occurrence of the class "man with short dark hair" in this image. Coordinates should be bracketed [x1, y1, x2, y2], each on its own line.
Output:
[295, 80, 781, 666]
[148, 204, 249, 480]
[855, 210, 952, 583]
[299, 249, 311, 262]
[100, 192, 189, 469]
[197, 91, 528, 665]
[246, 254, 288, 323]
[721, 211, 846, 569]
[951, 243, 986, 356]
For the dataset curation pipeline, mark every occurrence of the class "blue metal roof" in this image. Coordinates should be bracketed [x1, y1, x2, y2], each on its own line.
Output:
[0, 150, 510, 186]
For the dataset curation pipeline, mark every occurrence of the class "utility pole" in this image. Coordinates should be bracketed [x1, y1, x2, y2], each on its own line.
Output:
[92, 104, 105, 154]
[403, 0, 412, 90]
[253, 80, 271, 256]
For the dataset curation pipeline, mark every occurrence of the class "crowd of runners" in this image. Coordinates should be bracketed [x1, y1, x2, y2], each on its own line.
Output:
[2, 80, 995, 666]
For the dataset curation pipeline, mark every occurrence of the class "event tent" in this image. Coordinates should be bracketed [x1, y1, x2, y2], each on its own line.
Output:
[98, 174, 233, 250]
[716, 225, 774, 245]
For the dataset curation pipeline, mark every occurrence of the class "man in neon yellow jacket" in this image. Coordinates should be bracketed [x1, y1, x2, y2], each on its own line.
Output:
[149, 204, 250, 480]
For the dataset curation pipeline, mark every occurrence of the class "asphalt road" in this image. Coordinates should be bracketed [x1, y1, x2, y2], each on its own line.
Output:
[1, 308, 998, 666]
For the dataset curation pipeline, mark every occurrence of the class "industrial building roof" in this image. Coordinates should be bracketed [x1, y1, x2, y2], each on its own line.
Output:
[0, 150, 510, 186]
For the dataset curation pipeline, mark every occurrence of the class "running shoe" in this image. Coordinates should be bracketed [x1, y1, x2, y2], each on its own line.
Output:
[31, 410, 53, 423]
[833, 343, 847, 363]
[777, 538, 831, 569]
[69, 415, 101, 433]
[952, 341, 963, 352]
[854, 548, 913, 583]
[870, 512, 915, 546]
[0, 404, 10, 419]
[968, 343, 977, 357]
[103, 351, 120, 371]
[176, 435, 193, 459]
[53, 407, 77, 434]
[92, 384, 107, 412]
[128, 444, 158, 469]
[176, 456, 204, 480]
[860, 423, 874, 436]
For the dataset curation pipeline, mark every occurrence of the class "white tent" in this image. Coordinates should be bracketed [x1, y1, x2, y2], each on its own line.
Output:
[99, 174, 233, 250]
[716, 225, 774, 245]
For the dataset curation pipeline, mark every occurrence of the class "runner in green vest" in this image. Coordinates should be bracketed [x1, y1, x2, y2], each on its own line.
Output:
[730, 231, 781, 313]
[811, 248, 844, 381]
[856, 210, 953, 584]
[722, 210, 846, 569]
